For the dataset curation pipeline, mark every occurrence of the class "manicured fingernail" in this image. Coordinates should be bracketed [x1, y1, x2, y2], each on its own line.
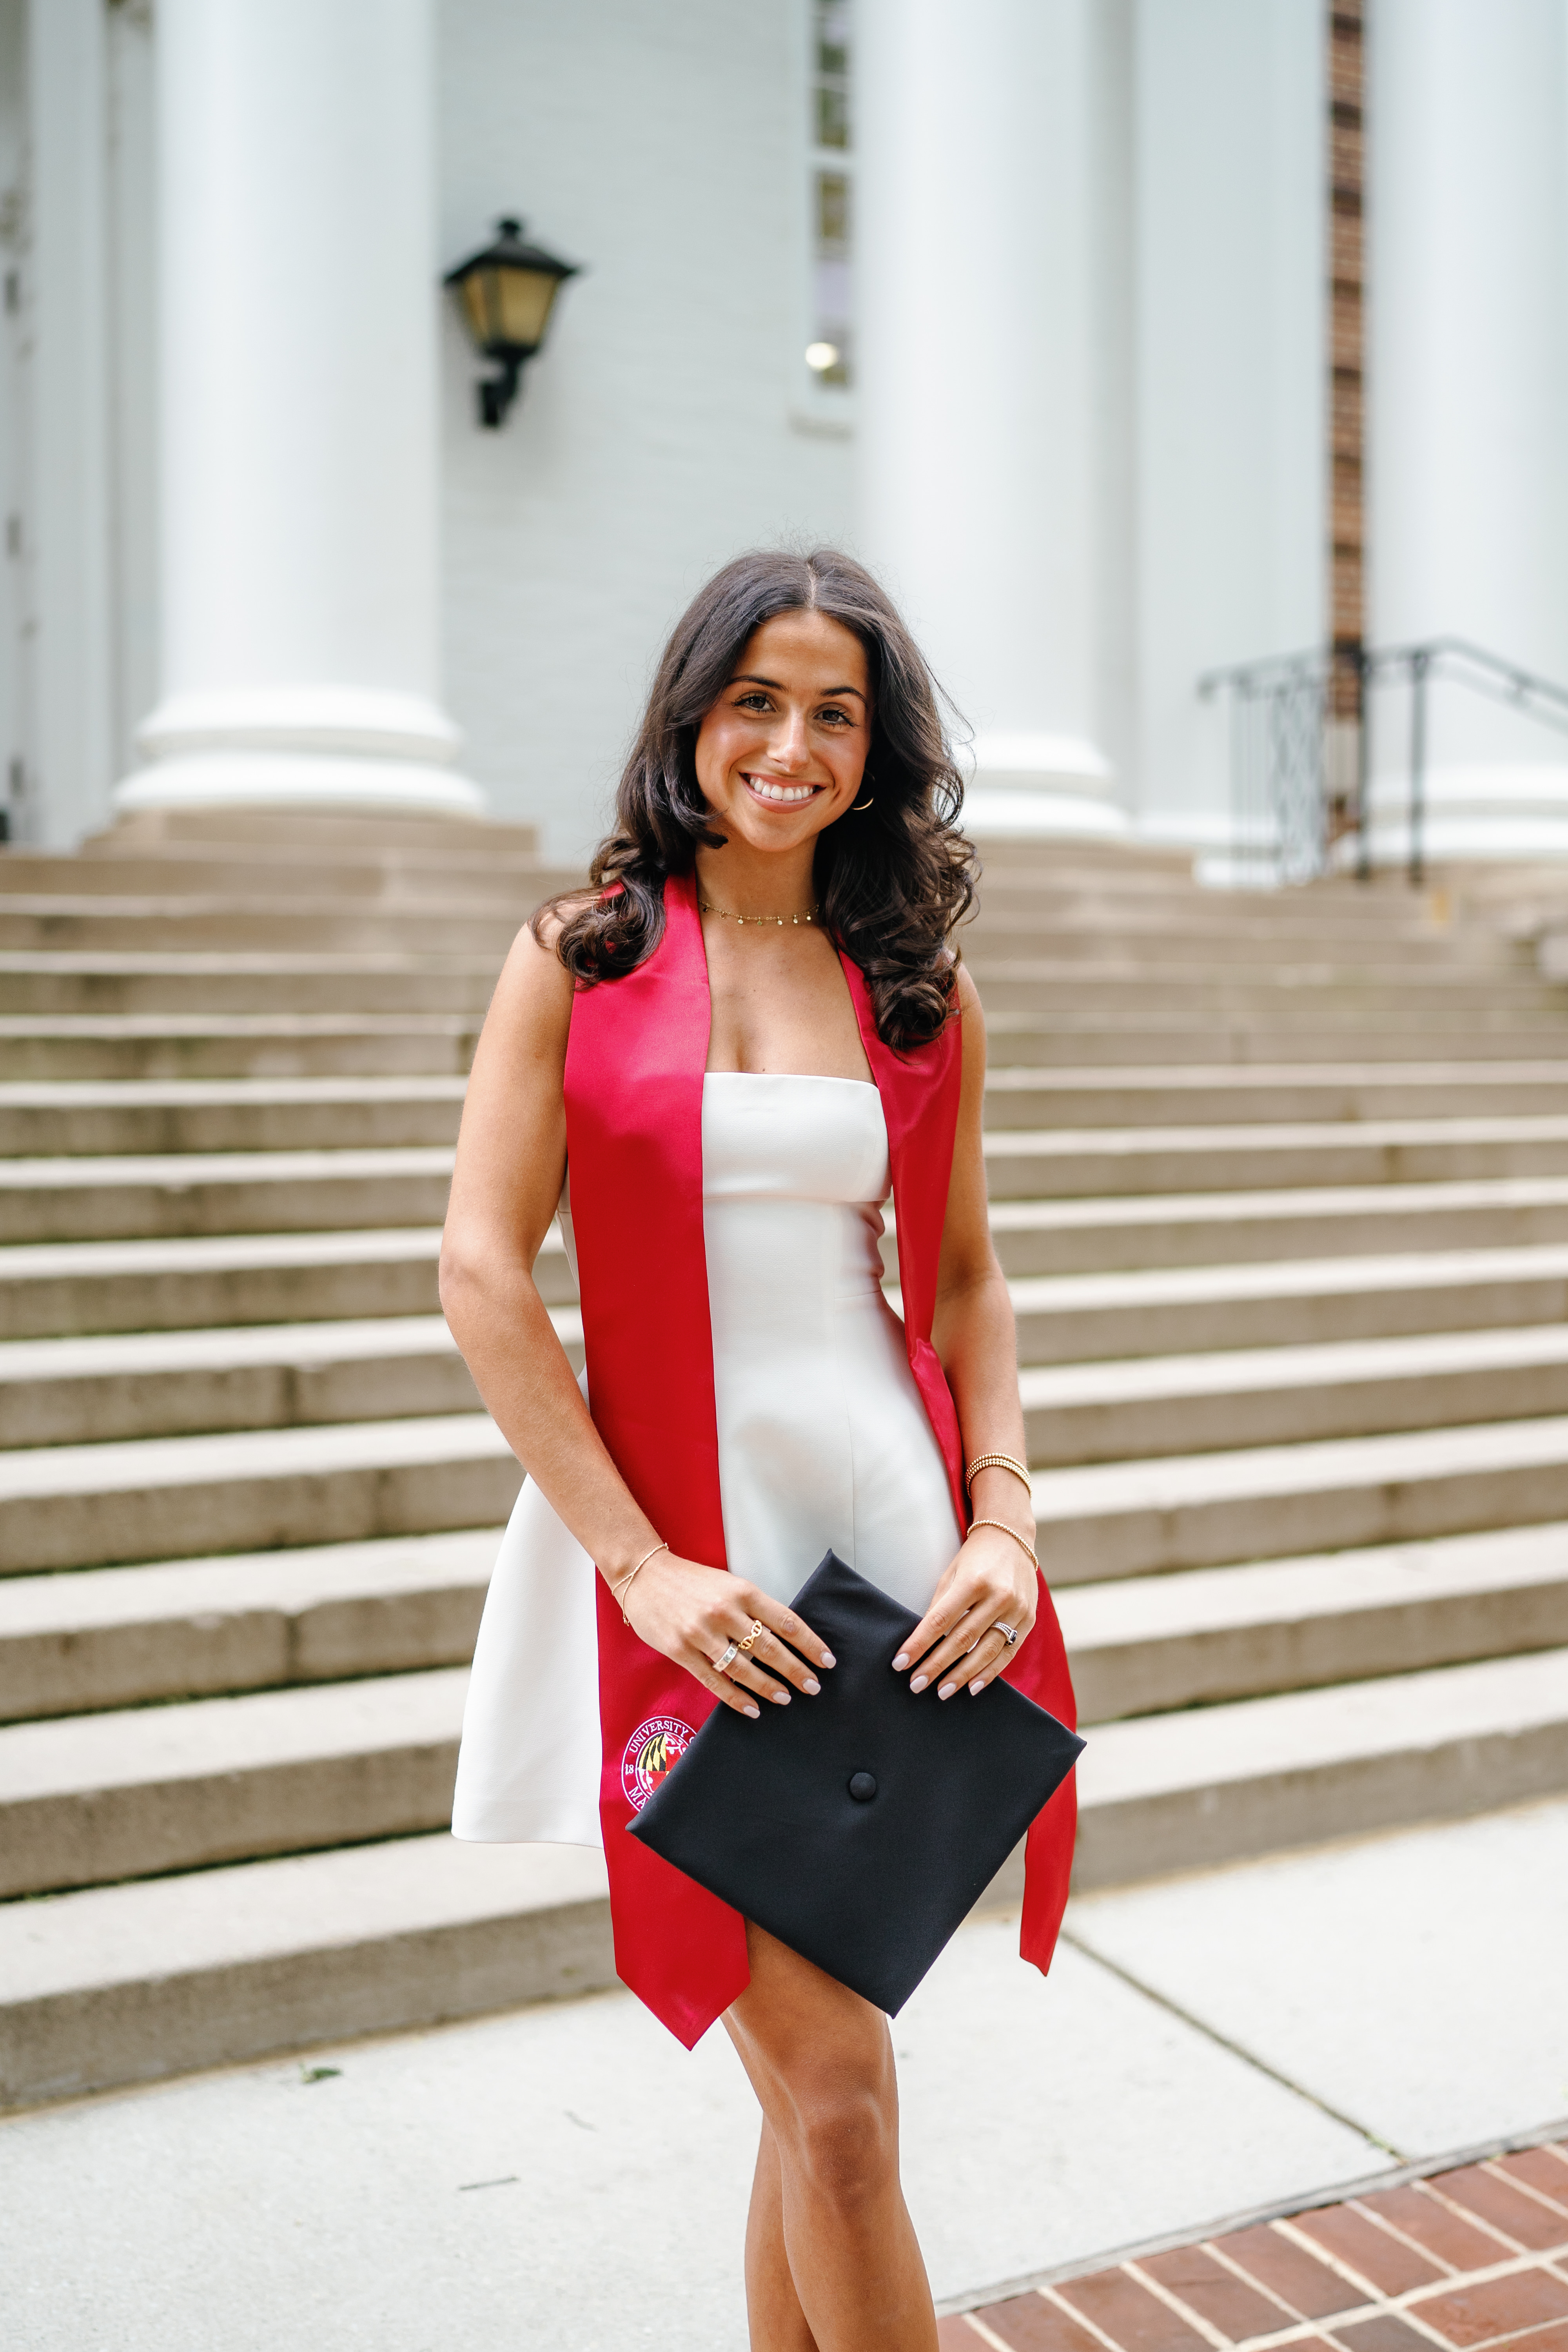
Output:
[969, 1677, 986, 1695]
[770, 1688, 790, 1704]
[892, 1652, 910, 1671]
[909, 1674, 928, 1693]
[820, 1650, 836, 1668]
[803, 1676, 820, 1695]
[938, 1681, 957, 1700]
[744, 1704, 760, 1719]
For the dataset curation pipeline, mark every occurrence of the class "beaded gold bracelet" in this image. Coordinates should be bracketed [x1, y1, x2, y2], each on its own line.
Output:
[965, 1451, 1033, 1499]
[969, 1517, 1040, 1573]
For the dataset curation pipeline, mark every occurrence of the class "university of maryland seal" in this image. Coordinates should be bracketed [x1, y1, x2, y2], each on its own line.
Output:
[621, 1715, 695, 1813]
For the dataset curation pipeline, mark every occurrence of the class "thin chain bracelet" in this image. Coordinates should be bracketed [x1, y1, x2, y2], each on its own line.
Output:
[612, 1539, 669, 1624]
[965, 1451, 1033, 1499]
[968, 1517, 1040, 1573]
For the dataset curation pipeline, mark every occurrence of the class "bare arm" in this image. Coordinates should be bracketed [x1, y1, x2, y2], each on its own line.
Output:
[893, 966, 1040, 1698]
[439, 916, 832, 1717]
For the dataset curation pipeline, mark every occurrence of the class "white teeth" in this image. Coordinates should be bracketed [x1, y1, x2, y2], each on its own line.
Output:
[748, 776, 814, 803]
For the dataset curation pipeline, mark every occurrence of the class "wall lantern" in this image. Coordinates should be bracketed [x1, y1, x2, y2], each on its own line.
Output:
[444, 216, 582, 428]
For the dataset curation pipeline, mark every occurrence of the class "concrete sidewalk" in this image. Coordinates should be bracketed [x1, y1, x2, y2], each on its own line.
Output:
[3, 1796, 1564, 2352]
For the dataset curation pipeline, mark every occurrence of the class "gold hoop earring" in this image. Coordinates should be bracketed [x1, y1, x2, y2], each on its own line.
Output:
[851, 795, 874, 812]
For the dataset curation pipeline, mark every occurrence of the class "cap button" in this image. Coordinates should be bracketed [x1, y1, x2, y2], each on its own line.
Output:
[848, 1771, 877, 1802]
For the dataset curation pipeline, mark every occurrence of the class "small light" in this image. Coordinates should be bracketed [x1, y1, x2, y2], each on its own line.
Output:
[805, 341, 840, 373]
[444, 216, 583, 428]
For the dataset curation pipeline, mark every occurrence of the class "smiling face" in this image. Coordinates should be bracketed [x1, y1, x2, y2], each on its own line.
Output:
[693, 608, 873, 858]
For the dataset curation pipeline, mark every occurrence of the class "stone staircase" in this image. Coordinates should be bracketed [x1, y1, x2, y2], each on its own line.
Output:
[2, 808, 1567, 2111]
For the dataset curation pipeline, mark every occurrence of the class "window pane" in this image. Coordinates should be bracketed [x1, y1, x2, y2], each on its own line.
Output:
[813, 0, 851, 151]
[815, 83, 850, 150]
[815, 169, 850, 253]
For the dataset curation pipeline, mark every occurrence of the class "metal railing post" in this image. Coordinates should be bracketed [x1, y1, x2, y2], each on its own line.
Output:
[1356, 645, 1372, 882]
[1409, 648, 1430, 888]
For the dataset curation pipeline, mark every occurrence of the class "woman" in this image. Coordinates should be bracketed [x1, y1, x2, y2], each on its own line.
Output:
[441, 547, 1076, 2351]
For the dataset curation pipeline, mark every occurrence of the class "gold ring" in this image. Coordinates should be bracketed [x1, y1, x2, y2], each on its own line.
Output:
[737, 1619, 766, 1655]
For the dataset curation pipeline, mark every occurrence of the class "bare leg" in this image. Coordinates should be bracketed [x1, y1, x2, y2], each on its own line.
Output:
[723, 1922, 938, 2352]
[741, 2118, 818, 2352]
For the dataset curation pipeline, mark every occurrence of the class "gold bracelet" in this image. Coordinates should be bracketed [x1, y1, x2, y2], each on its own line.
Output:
[966, 1452, 1033, 1499]
[612, 1539, 668, 1625]
[968, 1517, 1040, 1573]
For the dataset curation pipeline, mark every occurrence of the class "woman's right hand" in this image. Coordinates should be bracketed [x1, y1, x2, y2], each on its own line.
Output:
[620, 1553, 836, 1719]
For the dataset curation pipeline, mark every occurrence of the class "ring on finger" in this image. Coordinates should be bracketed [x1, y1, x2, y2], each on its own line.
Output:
[737, 1619, 766, 1656]
[712, 1639, 741, 1674]
[993, 1622, 1019, 1648]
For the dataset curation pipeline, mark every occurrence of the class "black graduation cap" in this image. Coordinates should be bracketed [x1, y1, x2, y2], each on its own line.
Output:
[629, 1549, 1083, 2015]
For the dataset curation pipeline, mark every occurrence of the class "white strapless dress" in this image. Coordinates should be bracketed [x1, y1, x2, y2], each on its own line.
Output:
[450, 1072, 964, 1847]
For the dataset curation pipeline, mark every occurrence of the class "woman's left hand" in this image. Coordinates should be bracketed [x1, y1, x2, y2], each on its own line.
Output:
[893, 1523, 1038, 1699]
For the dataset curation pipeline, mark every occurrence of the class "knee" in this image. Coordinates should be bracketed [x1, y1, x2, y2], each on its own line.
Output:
[789, 2078, 897, 2214]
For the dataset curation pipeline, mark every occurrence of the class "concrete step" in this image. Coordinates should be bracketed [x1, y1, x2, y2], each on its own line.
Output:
[8, 1504, 1564, 1738]
[985, 995, 1568, 1037]
[0, 1665, 471, 1896]
[0, 1227, 439, 1338]
[965, 956, 1567, 1009]
[1062, 1522, 1568, 1722]
[0, 1835, 615, 2110]
[1020, 1324, 1568, 1465]
[982, 1062, 1568, 1128]
[0, 1308, 582, 1445]
[964, 921, 1514, 971]
[0, 849, 578, 904]
[1073, 1644, 1568, 1888]
[0, 898, 533, 956]
[0, 1316, 479, 1446]
[0, 1413, 522, 1574]
[11, 1099, 1566, 1187]
[0, 1530, 499, 1721]
[982, 1116, 1568, 1200]
[0, 955, 501, 1017]
[6, 898, 1504, 974]
[981, 1019, 1568, 1067]
[985, 1177, 1568, 1276]
[1007, 1245, 1568, 1361]
[79, 806, 544, 857]
[39, 1144, 1566, 1265]
[5, 1642, 1565, 2109]
[0, 1076, 468, 1156]
[0, 1223, 575, 1341]
[1030, 1412, 1568, 1581]
[0, 1014, 483, 1081]
[0, 1146, 456, 1243]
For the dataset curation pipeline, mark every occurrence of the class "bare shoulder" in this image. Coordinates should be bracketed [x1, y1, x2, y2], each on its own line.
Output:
[953, 962, 987, 1065]
[474, 896, 592, 1076]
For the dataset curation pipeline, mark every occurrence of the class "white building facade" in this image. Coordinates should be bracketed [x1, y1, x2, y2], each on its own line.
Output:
[0, 0, 1564, 865]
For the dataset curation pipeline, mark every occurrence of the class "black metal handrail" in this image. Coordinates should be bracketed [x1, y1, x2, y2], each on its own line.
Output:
[1200, 636, 1568, 886]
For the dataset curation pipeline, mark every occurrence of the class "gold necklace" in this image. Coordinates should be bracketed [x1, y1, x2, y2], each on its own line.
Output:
[698, 897, 818, 928]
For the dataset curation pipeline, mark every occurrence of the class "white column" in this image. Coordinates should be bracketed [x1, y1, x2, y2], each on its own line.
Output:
[1367, 0, 1568, 863]
[26, 0, 115, 848]
[856, 0, 1128, 837]
[116, 0, 481, 817]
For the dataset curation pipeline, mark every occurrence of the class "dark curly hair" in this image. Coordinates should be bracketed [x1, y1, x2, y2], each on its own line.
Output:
[534, 546, 977, 1049]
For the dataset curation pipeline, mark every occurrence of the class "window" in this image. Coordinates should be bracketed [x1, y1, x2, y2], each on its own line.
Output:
[806, 0, 853, 394]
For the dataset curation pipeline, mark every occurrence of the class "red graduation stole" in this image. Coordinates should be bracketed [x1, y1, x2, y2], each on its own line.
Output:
[562, 870, 1077, 2047]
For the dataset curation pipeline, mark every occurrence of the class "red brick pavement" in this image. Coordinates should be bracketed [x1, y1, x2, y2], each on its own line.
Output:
[940, 2141, 1568, 2352]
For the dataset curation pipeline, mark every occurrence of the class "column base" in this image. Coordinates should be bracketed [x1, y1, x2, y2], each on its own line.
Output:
[962, 733, 1127, 840]
[1360, 762, 1568, 866]
[113, 750, 487, 820]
